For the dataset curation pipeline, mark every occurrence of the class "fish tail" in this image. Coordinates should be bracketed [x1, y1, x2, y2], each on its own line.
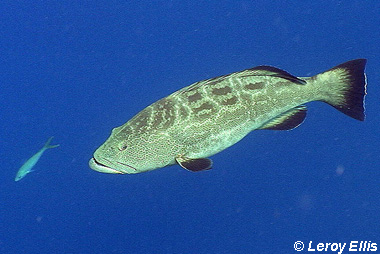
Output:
[314, 59, 367, 121]
[44, 136, 60, 149]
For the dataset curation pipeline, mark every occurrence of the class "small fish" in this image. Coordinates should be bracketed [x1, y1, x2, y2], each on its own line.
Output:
[89, 59, 367, 174]
[15, 137, 59, 181]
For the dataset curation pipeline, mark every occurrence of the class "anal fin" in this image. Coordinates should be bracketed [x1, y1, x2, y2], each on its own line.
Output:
[176, 156, 213, 172]
[259, 105, 307, 130]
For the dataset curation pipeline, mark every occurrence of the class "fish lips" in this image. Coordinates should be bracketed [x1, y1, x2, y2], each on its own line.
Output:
[89, 157, 126, 174]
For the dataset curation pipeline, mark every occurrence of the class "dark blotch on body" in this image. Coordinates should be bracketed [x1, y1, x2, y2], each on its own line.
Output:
[187, 92, 203, 103]
[212, 86, 232, 95]
[245, 82, 265, 90]
[221, 96, 238, 106]
[192, 102, 215, 114]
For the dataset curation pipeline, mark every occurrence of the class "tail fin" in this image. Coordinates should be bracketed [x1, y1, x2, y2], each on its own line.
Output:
[315, 59, 367, 121]
[44, 136, 60, 149]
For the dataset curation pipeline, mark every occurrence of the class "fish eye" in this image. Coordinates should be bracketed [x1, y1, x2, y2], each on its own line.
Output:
[118, 144, 128, 151]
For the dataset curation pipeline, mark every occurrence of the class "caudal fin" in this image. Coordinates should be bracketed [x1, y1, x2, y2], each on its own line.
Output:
[315, 59, 367, 121]
[44, 136, 60, 149]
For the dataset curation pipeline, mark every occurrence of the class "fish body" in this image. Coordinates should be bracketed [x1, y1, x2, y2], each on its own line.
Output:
[89, 59, 367, 174]
[15, 137, 59, 181]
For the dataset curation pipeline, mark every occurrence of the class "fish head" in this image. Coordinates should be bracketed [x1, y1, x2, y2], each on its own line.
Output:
[89, 124, 177, 174]
[15, 171, 26, 181]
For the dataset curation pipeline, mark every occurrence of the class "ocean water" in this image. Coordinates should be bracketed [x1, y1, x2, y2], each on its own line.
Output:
[1, 1, 380, 253]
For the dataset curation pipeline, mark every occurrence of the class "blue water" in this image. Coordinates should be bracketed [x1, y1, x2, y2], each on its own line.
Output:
[1, 1, 380, 253]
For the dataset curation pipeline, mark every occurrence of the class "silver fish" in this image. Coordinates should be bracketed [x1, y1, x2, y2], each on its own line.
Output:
[15, 137, 59, 181]
[89, 59, 367, 174]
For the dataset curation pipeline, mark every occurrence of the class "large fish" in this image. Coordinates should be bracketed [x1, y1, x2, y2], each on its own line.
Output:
[89, 59, 367, 174]
[15, 137, 59, 181]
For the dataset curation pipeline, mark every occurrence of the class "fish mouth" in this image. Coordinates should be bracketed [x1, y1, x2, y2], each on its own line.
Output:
[89, 157, 125, 174]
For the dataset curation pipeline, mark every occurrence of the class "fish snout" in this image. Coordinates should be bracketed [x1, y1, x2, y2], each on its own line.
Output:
[89, 158, 125, 174]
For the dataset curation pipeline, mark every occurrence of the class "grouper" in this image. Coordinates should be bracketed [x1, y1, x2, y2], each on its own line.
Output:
[89, 59, 367, 174]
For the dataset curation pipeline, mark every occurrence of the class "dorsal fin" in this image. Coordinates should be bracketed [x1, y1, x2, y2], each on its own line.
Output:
[248, 66, 307, 85]
[259, 105, 307, 130]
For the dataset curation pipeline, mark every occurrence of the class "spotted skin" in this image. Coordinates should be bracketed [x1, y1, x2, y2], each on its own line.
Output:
[89, 59, 367, 174]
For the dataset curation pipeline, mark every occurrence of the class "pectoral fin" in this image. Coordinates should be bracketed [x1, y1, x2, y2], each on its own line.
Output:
[259, 105, 307, 130]
[176, 156, 213, 172]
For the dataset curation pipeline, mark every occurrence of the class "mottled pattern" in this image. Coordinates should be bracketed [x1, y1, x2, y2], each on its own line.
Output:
[97, 67, 316, 173]
[90, 59, 367, 174]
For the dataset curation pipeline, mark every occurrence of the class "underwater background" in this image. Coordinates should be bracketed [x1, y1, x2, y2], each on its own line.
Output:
[1, 1, 380, 253]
